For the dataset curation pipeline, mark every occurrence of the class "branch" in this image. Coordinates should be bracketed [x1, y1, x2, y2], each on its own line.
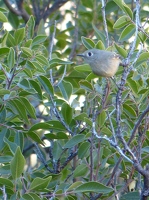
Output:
[34, 143, 54, 173]
[69, 0, 80, 60]
[4, 0, 29, 22]
[43, 0, 70, 21]
[128, 104, 149, 145]
[101, 0, 109, 47]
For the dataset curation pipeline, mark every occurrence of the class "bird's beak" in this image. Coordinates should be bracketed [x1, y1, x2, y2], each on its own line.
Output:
[77, 53, 85, 57]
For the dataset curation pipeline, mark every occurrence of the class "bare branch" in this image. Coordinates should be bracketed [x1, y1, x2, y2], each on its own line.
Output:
[4, 0, 29, 22]
[43, 0, 70, 21]
[101, 0, 109, 47]
[128, 104, 149, 146]
[69, 0, 80, 61]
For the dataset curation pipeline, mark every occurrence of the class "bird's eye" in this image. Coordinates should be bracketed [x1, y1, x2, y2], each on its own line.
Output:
[87, 52, 93, 57]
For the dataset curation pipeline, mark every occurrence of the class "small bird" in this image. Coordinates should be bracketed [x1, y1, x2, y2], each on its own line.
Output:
[77, 49, 121, 77]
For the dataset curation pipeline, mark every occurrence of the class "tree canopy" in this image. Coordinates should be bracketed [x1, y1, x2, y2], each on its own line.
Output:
[0, 0, 149, 199]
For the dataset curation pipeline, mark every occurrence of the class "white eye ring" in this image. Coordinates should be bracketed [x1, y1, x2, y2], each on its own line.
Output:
[87, 52, 93, 57]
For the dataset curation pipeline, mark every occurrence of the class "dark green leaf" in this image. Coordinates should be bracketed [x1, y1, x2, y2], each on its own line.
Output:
[123, 104, 137, 118]
[26, 16, 35, 39]
[79, 80, 93, 91]
[38, 75, 54, 95]
[61, 102, 73, 125]
[0, 177, 13, 188]
[21, 47, 32, 57]
[73, 164, 88, 178]
[10, 147, 25, 179]
[6, 33, 16, 47]
[119, 24, 135, 41]
[0, 47, 9, 57]
[36, 55, 49, 66]
[29, 176, 52, 191]
[81, 36, 95, 49]
[19, 97, 36, 119]
[32, 35, 47, 46]
[7, 47, 15, 68]
[14, 28, 25, 45]
[75, 64, 92, 73]
[75, 181, 113, 193]
[113, 0, 133, 19]
[78, 142, 90, 159]
[64, 134, 85, 148]
[58, 80, 72, 101]
[113, 15, 131, 29]
[0, 11, 8, 22]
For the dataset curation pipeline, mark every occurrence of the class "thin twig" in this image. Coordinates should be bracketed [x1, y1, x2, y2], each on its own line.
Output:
[101, 0, 109, 47]
[34, 143, 54, 173]
[69, 0, 80, 60]
[50, 95, 74, 135]
[49, 20, 57, 60]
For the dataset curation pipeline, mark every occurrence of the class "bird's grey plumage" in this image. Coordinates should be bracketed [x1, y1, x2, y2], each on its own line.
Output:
[77, 49, 121, 77]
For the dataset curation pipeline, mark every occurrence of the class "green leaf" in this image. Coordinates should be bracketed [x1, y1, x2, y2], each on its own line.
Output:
[113, 15, 131, 29]
[0, 11, 8, 22]
[0, 89, 10, 96]
[136, 52, 149, 66]
[29, 79, 43, 99]
[73, 164, 88, 178]
[75, 181, 113, 193]
[29, 121, 66, 131]
[101, 127, 112, 136]
[29, 122, 53, 131]
[29, 61, 46, 73]
[45, 132, 68, 139]
[22, 193, 41, 200]
[8, 12, 19, 29]
[119, 24, 135, 41]
[48, 58, 73, 68]
[95, 40, 105, 50]
[29, 176, 52, 191]
[36, 55, 49, 66]
[120, 192, 140, 200]
[114, 44, 128, 58]
[21, 47, 32, 57]
[7, 47, 15, 68]
[64, 134, 85, 148]
[38, 75, 54, 95]
[32, 35, 47, 46]
[79, 80, 93, 91]
[113, 0, 133, 19]
[9, 99, 29, 123]
[81, 36, 95, 49]
[10, 147, 26, 180]
[6, 33, 16, 47]
[61, 102, 73, 125]
[123, 104, 137, 118]
[0, 177, 13, 188]
[0, 47, 9, 57]
[4, 137, 19, 155]
[142, 147, 149, 153]
[127, 78, 138, 97]
[92, 24, 105, 42]
[97, 110, 106, 127]
[74, 64, 92, 73]
[67, 182, 83, 191]
[19, 97, 36, 119]
[14, 28, 25, 45]
[58, 80, 72, 101]
[78, 141, 90, 159]
[26, 131, 44, 145]
[26, 16, 35, 39]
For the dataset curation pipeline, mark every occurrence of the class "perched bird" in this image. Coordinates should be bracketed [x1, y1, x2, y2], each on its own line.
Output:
[77, 49, 121, 77]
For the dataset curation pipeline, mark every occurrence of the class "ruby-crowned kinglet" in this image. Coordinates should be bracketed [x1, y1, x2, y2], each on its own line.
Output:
[77, 49, 121, 77]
